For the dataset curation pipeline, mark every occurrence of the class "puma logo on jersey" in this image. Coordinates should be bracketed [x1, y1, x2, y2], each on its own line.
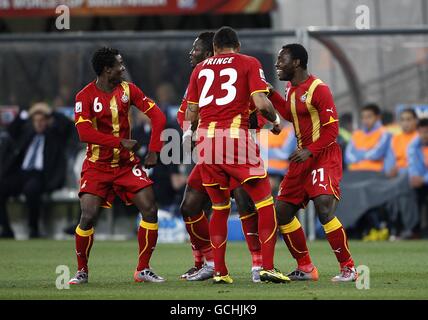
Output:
[326, 108, 334, 113]
[81, 180, 87, 189]
[139, 177, 148, 182]
[319, 183, 328, 190]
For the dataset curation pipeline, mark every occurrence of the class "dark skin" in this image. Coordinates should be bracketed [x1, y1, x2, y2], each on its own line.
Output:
[78, 54, 160, 230]
[275, 47, 338, 226]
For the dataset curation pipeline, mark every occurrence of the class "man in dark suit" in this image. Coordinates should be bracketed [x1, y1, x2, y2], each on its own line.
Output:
[0, 103, 68, 238]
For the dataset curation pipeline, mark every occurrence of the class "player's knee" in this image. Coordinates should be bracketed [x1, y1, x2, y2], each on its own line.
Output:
[141, 203, 158, 223]
[180, 200, 196, 218]
[315, 201, 335, 225]
[79, 205, 99, 228]
[235, 197, 256, 215]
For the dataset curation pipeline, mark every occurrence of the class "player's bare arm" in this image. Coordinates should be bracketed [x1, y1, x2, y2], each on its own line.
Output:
[186, 102, 199, 124]
[252, 92, 282, 135]
[120, 138, 138, 151]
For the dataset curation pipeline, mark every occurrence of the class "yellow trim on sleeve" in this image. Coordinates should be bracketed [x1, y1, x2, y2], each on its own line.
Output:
[187, 101, 199, 105]
[278, 217, 301, 234]
[143, 101, 156, 114]
[250, 88, 269, 96]
[139, 220, 159, 231]
[76, 225, 94, 237]
[75, 116, 92, 125]
[323, 217, 342, 234]
[322, 116, 339, 126]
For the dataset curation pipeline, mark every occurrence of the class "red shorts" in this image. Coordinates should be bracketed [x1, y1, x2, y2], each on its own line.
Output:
[277, 143, 342, 208]
[187, 164, 242, 193]
[196, 133, 266, 190]
[79, 159, 153, 208]
[199, 162, 267, 190]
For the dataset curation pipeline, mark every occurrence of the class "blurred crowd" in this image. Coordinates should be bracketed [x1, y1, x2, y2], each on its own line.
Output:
[1, 97, 428, 241]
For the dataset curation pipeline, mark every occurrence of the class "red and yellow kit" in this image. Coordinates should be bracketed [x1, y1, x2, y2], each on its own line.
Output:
[276, 75, 341, 207]
[74, 80, 166, 207]
[186, 53, 270, 189]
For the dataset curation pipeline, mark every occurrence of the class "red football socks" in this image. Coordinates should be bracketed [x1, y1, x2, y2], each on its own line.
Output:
[209, 205, 230, 276]
[74, 225, 94, 273]
[240, 212, 262, 268]
[137, 220, 158, 271]
[184, 212, 212, 268]
[242, 178, 277, 271]
[279, 217, 313, 272]
[323, 217, 354, 268]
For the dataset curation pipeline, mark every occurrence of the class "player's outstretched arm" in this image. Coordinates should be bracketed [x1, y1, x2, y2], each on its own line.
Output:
[252, 92, 282, 134]
[76, 121, 122, 148]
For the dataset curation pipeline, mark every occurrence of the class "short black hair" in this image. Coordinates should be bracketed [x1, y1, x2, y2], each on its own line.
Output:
[418, 118, 428, 128]
[282, 43, 308, 69]
[92, 47, 120, 76]
[213, 26, 239, 49]
[362, 103, 381, 116]
[400, 108, 418, 119]
[197, 31, 215, 55]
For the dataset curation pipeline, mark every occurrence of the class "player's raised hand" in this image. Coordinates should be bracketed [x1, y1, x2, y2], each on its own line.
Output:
[271, 123, 282, 135]
[144, 151, 159, 169]
[289, 149, 312, 163]
[120, 139, 138, 151]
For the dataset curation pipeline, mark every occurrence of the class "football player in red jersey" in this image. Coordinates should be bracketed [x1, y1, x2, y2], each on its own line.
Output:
[178, 32, 265, 283]
[186, 26, 290, 284]
[274, 44, 357, 282]
[68, 47, 167, 284]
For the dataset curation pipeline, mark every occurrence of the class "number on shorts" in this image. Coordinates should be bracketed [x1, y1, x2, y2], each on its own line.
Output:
[132, 164, 142, 177]
[311, 168, 325, 185]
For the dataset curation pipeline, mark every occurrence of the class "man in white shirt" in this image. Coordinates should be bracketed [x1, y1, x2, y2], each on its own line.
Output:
[0, 103, 68, 238]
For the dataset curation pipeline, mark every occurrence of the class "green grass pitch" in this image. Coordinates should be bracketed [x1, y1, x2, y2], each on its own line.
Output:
[0, 239, 427, 299]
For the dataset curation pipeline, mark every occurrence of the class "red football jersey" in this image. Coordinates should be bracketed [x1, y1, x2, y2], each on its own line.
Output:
[280, 75, 339, 149]
[75, 81, 160, 167]
[186, 53, 269, 134]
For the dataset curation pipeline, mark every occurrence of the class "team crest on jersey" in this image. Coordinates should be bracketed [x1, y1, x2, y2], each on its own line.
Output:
[300, 91, 308, 102]
[121, 91, 129, 103]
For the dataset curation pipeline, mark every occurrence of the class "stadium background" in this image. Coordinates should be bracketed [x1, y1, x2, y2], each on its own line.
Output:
[0, 0, 427, 241]
[0, 0, 428, 301]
